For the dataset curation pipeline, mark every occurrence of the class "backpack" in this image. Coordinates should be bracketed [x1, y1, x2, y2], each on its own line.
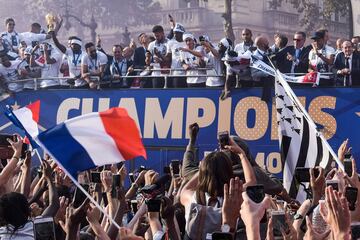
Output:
[185, 192, 222, 240]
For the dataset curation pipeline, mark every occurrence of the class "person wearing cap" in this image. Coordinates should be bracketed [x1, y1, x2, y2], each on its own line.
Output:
[30, 42, 62, 89]
[148, 25, 170, 88]
[165, 23, 187, 88]
[52, 31, 85, 87]
[308, 30, 335, 86]
[179, 33, 206, 87]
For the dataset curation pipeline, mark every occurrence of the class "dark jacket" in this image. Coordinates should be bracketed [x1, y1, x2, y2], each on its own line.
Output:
[287, 45, 311, 74]
[133, 46, 146, 69]
[333, 51, 360, 86]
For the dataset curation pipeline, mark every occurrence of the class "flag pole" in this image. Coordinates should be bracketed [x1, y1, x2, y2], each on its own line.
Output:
[35, 140, 122, 230]
[267, 58, 343, 170]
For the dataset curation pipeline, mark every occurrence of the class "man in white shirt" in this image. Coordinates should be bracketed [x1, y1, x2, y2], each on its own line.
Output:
[30, 43, 61, 89]
[308, 30, 335, 86]
[234, 28, 256, 54]
[148, 25, 170, 88]
[180, 33, 206, 87]
[1, 18, 20, 56]
[165, 23, 187, 88]
[52, 33, 85, 87]
[81, 42, 108, 89]
[0, 55, 28, 93]
[19, 23, 51, 48]
[201, 38, 224, 87]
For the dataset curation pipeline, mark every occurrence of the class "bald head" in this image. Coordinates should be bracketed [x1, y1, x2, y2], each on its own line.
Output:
[336, 38, 344, 50]
[255, 36, 269, 51]
[342, 40, 353, 57]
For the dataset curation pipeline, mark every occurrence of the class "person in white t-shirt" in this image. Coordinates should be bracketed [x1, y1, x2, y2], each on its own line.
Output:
[19, 23, 51, 49]
[148, 25, 170, 88]
[180, 33, 206, 87]
[165, 23, 187, 88]
[0, 55, 28, 93]
[308, 30, 335, 86]
[52, 33, 85, 87]
[81, 42, 108, 89]
[1, 18, 20, 56]
[201, 37, 224, 87]
[234, 28, 256, 54]
[30, 43, 61, 89]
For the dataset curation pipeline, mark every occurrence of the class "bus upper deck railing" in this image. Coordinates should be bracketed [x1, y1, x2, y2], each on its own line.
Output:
[3, 69, 336, 92]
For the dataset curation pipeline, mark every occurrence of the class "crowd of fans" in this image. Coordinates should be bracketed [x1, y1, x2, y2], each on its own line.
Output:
[0, 124, 358, 240]
[0, 14, 359, 240]
[0, 15, 359, 99]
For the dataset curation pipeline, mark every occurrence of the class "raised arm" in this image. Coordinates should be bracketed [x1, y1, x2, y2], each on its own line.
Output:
[20, 151, 32, 197]
[0, 134, 23, 186]
[41, 160, 60, 217]
[51, 31, 66, 54]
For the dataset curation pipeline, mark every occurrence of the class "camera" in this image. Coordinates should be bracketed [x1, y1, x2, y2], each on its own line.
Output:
[272, 210, 288, 239]
[246, 184, 264, 204]
[218, 131, 230, 149]
[33, 217, 56, 240]
[90, 171, 101, 183]
[0, 134, 28, 159]
[326, 179, 339, 191]
[344, 153, 352, 177]
[171, 159, 180, 176]
[295, 167, 320, 182]
[145, 199, 162, 212]
[73, 184, 89, 208]
[199, 35, 206, 42]
[140, 174, 171, 200]
[345, 186, 358, 211]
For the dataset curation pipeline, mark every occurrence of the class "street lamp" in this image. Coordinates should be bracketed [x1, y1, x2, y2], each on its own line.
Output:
[62, 0, 98, 43]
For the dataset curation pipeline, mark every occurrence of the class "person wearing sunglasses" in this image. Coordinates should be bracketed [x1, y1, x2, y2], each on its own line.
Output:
[286, 31, 312, 75]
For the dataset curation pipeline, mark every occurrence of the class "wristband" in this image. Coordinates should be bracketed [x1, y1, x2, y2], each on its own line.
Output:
[12, 156, 19, 161]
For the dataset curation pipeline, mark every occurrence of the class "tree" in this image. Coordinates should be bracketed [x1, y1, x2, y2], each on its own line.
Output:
[269, 0, 351, 36]
[189, 0, 235, 42]
[23, 0, 162, 30]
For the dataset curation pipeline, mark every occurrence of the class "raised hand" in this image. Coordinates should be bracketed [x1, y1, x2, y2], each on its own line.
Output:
[100, 170, 113, 193]
[319, 186, 351, 239]
[222, 177, 243, 231]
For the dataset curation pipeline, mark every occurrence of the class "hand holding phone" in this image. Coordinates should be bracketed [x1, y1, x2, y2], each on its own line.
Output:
[326, 179, 339, 191]
[33, 216, 56, 240]
[145, 199, 162, 212]
[345, 186, 358, 211]
[218, 131, 230, 149]
[171, 160, 180, 176]
[344, 154, 353, 177]
[90, 171, 101, 183]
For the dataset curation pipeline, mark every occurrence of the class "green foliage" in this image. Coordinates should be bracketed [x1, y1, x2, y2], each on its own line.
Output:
[23, 0, 162, 29]
[269, 0, 350, 32]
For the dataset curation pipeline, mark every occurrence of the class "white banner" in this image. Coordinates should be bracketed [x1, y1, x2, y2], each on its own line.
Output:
[250, 57, 319, 84]
[352, 0, 360, 36]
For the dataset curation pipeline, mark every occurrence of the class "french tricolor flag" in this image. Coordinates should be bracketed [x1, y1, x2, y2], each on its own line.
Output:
[36, 107, 147, 177]
[5, 100, 40, 147]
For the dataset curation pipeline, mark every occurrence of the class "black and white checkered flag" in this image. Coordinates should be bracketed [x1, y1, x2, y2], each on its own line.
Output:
[274, 71, 338, 201]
